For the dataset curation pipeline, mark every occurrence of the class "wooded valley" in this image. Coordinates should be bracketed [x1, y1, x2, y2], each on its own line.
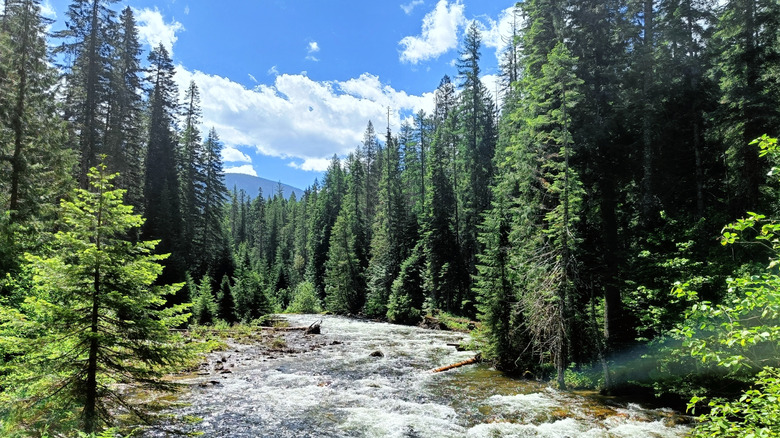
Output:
[1, 0, 779, 436]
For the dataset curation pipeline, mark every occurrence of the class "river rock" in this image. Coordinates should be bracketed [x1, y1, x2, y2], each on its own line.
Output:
[369, 350, 384, 358]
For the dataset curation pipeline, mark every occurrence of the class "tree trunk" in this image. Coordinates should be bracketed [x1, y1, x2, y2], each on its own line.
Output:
[84, 264, 100, 433]
[640, 0, 655, 223]
[601, 180, 623, 352]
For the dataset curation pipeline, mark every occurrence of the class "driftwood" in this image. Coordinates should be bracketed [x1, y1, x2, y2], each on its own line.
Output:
[446, 343, 467, 351]
[265, 320, 322, 334]
[431, 354, 481, 373]
[172, 320, 322, 335]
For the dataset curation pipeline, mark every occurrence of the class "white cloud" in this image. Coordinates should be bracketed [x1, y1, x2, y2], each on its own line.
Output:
[481, 73, 501, 103]
[135, 7, 184, 54]
[224, 164, 258, 177]
[480, 5, 523, 63]
[267, 65, 280, 76]
[400, 0, 424, 15]
[184, 5, 190, 15]
[306, 41, 320, 61]
[174, 67, 434, 173]
[222, 146, 252, 163]
[398, 0, 466, 64]
[288, 158, 331, 172]
[40, 0, 56, 18]
[248, 73, 258, 83]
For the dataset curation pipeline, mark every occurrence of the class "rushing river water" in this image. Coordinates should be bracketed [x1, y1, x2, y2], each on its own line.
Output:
[146, 315, 690, 437]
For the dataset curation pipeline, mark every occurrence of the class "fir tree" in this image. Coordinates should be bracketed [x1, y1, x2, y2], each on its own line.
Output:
[0, 0, 75, 275]
[216, 274, 236, 323]
[179, 81, 205, 268]
[366, 131, 408, 317]
[193, 274, 216, 325]
[104, 6, 144, 210]
[324, 156, 367, 314]
[0, 163, 191, 434]
[386, 243, 426, 325]
[54, 0, 117, 187]
[710, 0, 780, 216]
[144, 43, 184, 285]
[200, 128, 229, 274]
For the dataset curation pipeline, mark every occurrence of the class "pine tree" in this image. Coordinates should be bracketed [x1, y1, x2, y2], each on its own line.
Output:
[104, 6, 144, 210]
[308, 158, 342, 301]
[216, 274, 236, 323]
[0, 164, 191, 434]
[179, 81, 205, 268]
[387, 243, 426, 324]
[54, 0, 117, 187]
[324, 154, 368, 313]
[360, 121, 381, 231]
[0, 0, 75, 275]
[423, 76, 465, 313]
[193, 274, 216, 325]
[144, 43, 185, 285]
[710, 0, 780, 216]
[475, 184, 528, 370]
[568, 0, 633, 353]
[480, 0, 585, 386]
[200, 128, 229, 274]
[233, 267, 271, 322]
[400, 119, 421, 218]
[324, 197, 365, 314]
[455, 22, 497, 311]
[366, 131, 408, 317]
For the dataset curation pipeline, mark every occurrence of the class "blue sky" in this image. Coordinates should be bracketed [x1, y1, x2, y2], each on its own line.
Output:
[43, 0, 518, 189]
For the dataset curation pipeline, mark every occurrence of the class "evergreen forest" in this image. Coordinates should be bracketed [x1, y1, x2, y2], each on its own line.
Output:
[1, 0, 780, 436]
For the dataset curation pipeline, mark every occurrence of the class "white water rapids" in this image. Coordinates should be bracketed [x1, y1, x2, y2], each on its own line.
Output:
[145, 315, 690, 437]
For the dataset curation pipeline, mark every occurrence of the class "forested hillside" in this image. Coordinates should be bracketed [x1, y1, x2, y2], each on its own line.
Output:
[1, 0, 779, 436]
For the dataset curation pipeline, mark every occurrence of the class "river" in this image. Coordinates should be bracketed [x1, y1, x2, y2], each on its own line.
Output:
[144, 315, 690, 437]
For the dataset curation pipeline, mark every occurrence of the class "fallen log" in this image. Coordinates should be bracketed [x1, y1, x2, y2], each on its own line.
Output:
[431, 354, 481, 373]
[265, 320, 322, 334]
[446, 343, 467, 351]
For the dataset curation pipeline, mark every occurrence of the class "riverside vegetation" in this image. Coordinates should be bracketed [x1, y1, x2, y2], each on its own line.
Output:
[1, 0, 780, 436]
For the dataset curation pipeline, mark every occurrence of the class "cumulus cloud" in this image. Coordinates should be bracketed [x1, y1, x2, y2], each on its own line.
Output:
[224, 164, 258, 177]
[480, 5, 523, 63]
[135, 7, 184, 54]
[288, 158, 332, 172]
[174, 68, 434, 172]
[400, 0, 424, 15]
[222, 146, 252, 163]
[398, 0, 465, 64]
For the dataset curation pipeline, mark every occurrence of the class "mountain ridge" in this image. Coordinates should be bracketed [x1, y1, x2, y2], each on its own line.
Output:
[224, 172, 305, 200]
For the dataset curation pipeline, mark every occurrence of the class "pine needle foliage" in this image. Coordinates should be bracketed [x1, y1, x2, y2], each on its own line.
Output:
[0, 163, 192, 435]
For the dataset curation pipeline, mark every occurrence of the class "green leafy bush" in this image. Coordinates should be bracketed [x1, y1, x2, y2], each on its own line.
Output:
[285, 281, 322, 314]
[674, 136, 780, 436]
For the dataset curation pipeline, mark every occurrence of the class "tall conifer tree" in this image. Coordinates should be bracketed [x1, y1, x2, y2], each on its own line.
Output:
[0, 164, 190, 434]
[144, 43, 184, 284]
[55, 0, 117, 187]
[104, 6, 144, 209]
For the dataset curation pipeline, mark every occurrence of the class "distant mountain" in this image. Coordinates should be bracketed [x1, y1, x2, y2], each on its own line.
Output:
[224, 173, 304, 200]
